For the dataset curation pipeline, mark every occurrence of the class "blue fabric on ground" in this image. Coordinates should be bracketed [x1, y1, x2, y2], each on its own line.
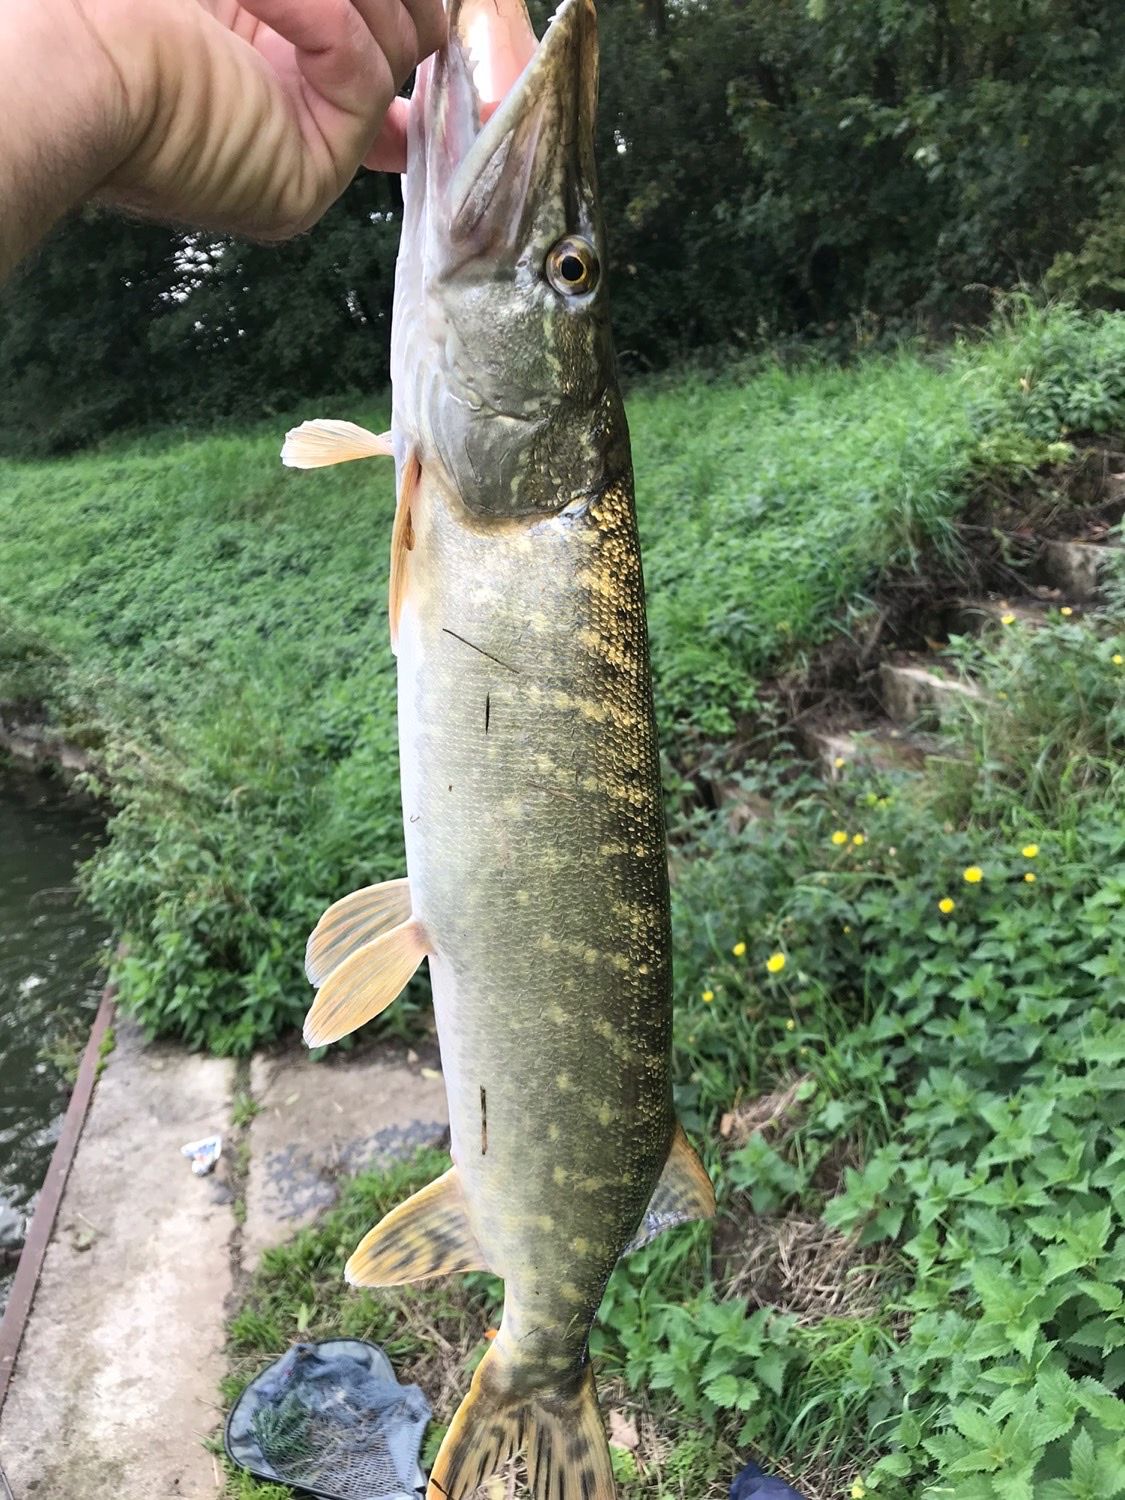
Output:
[730, 1457, 809, 1500]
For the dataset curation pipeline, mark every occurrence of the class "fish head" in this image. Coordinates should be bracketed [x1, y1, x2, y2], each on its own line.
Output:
[393, 0, 628, 518]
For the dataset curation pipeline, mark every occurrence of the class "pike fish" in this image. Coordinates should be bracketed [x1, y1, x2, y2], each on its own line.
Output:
[282, 0, 715, 1494]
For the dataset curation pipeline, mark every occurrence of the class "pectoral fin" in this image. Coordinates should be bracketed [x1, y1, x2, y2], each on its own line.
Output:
[389, 449, 421, 653]
[624, 1121, 716, 1254]
[303, 918, 428, 1047]
[281, 419, 393, 468]
[346, 1167, 489, 1286]
[305, 878, 414, 987]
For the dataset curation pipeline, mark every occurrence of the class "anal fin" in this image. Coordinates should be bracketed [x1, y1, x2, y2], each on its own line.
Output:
[305, 878, 413, 987]
[303, 918, 427, 1047]
[624, 1120, 715, 1254]
[346, 1167, 489, 1286]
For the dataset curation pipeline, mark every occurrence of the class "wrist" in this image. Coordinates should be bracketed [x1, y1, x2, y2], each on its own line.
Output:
[0, 0, 142, 274]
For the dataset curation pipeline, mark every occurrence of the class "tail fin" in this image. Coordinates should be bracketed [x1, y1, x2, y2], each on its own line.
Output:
[427, 1346, 615, 1500]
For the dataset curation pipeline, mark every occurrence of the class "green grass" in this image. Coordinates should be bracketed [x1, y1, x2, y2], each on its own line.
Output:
[225, 596, 1125, 1499]
[1, 302, 1124, 1050]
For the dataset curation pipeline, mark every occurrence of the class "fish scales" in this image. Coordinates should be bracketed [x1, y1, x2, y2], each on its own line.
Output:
[289, 0, 715, 1492]
[400, 467, 673, 1373]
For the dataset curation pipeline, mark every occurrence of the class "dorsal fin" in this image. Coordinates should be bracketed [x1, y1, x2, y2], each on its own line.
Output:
[624, 1121, 715, 1254]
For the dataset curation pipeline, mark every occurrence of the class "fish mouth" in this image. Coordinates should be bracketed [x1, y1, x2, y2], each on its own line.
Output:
[423, 0, 599, 253]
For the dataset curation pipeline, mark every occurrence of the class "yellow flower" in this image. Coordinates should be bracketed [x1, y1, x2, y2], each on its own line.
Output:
[831, 830, 848, 846]
[1024, 872, 1037, 884]
[1001, 612, 1016, 626]
[851, 1483, 866, 1500]
[843, 924, 852, 934]
[766, 952, 787, 975]
[1021, 843, 1039, 859]
[963, 865, 983, 884]
[939, 897, 955, 915]
[1114, 653, 1124, 667]
[1060, 606, 1073, 617]
[702, 989, 714, 1003]
[852, 833, 866, 847]
[785, 1018, 795, 1031]
[732, 941, 746, 957]
[834, 756, 847, 770]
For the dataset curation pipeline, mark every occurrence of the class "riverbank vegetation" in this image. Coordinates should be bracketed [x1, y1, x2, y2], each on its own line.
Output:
[2, 303, 1123, 1053]
[2, 294, 1123, 1493]
[225, 563, 1125, 1498]
[2, 0, 1122, 455]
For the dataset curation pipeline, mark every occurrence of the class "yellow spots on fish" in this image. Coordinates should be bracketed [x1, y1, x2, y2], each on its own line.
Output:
[534, 752, 556, 776]
[637, 962, 652, 976]
[583, 947, 600, 966]
[536, 1214, 555, 1233]
[500, 795, 524, 820]
[553, 1165, 568, 1186]
[593, 1101, 621, 1128]
[548, 1123, 561, 1142]
[556, 1071, 574, 1092]
[515, 889, 530, 906]
[613, 899, 659, 933]
[547, 1002, 569, 1027]
[538, 933, 560, 954]
[571, 1236, 591, 1255]
[559, 1281, 585, 1305]
[599, 840, 629, 857]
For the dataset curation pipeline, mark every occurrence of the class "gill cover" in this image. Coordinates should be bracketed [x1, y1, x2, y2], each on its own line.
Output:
[392, 0, 628, 519]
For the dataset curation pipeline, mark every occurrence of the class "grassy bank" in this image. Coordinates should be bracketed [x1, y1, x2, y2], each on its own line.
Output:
[1, 303, 1124, 1050]
[226, 592, 1125, 1498]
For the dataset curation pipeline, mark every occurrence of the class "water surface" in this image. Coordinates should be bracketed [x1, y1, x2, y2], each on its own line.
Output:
[0, 768, 106, 1308]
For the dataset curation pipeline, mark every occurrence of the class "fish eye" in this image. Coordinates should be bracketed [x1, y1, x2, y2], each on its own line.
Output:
[545, 236, 600, 297]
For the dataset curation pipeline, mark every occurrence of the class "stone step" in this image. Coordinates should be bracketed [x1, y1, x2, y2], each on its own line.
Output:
[1041, 539, 1118, 602]
[799, 718, 954, 779]
[945, 597, 1057, 637]
[879, 658, 984, 728]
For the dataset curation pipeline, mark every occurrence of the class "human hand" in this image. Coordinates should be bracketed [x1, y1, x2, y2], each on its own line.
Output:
[0, 0, 444, 275]
[90, 0, 445, 234]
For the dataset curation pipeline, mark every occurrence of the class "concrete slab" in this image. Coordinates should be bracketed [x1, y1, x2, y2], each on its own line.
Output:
[0, 1019, 235, 1499]
[243, 1043, 449, 1269]
[880, 659, 984, 728]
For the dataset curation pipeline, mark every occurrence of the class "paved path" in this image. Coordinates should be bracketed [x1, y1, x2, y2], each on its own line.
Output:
[0, 1024, 448, 1498]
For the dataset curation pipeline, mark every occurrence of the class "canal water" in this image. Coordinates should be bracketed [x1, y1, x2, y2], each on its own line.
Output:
[0, 768, 106, 1310]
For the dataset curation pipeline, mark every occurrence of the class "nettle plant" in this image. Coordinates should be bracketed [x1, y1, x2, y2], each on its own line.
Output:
[587, 601, 1125, 1496]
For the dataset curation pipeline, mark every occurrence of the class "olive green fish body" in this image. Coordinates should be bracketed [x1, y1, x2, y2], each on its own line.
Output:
[399, 464, 672, 1383]
[292, 0, 715, 1491]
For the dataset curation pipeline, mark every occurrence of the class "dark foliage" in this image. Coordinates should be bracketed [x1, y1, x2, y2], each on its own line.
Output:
[1, 0, 1122, 455]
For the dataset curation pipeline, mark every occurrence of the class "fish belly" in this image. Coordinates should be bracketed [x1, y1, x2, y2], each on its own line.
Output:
[397, 471, 672, 1378]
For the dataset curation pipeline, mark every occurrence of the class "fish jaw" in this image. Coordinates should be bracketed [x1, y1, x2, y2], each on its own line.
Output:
[392, 0, 624, 520]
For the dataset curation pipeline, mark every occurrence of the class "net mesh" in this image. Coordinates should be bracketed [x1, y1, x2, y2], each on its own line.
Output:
[225, 1339, 431, 1500]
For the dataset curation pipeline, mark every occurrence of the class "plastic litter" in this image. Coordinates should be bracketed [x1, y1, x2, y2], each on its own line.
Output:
[730, 1458, 809, 1499]
[225, 1338, 431, 1500]
[180, 1134, 222, 1176]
